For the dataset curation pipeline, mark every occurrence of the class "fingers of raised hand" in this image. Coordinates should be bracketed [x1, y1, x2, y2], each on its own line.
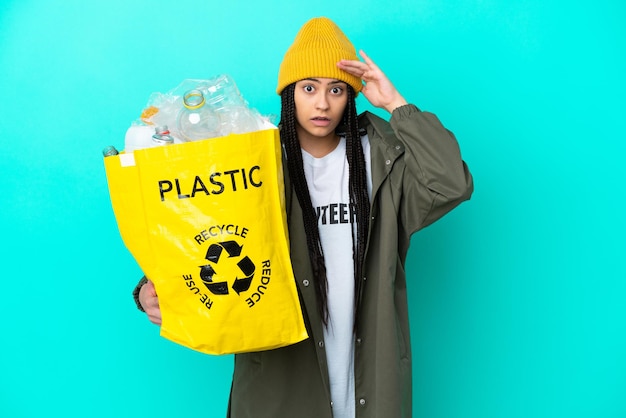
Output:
[337, 60, 368, 77]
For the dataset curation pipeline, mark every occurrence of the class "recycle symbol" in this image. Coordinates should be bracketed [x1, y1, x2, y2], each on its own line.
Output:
[199, 240, 255, 295]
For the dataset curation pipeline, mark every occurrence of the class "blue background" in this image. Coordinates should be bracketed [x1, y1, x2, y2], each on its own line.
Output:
[1, 0, 624, 417]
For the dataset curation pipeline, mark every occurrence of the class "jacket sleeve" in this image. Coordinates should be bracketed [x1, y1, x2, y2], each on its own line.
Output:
[390, 104, 473, 234]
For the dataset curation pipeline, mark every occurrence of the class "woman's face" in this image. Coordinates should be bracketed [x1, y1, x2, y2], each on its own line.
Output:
[293, 78, 348, 141]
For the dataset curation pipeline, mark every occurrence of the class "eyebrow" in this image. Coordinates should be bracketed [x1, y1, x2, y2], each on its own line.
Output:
[302, 78, 346, 85]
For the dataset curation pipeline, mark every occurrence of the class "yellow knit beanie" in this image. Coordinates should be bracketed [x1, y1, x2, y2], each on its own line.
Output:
[276, 17, 362, 95]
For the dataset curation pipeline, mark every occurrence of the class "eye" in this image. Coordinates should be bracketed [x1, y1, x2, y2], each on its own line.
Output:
[330, 86, 344, 95]
[303, 85, 315, 93]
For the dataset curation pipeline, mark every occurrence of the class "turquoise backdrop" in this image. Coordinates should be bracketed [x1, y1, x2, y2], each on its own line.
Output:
[1, 0, 624, 417]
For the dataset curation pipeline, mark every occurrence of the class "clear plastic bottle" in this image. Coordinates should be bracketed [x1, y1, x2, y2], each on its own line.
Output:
[152, 125, 175, 145]
[176, 89, 221, 141]
[203, 75, 246, 109]
[102, 145, 119, 157]
[218, 105, 263, 135]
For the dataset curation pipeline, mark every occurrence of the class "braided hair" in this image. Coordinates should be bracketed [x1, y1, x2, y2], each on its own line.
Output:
[280, 83, 370, 328]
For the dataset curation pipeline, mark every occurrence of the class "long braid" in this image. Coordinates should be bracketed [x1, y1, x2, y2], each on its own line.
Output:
[280, 83, 370, 329]
[344, 86, 370, 325]
[280, 84, 330, 325]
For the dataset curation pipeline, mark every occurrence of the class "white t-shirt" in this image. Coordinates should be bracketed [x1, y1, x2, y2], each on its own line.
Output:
[302, 135, 372, 418]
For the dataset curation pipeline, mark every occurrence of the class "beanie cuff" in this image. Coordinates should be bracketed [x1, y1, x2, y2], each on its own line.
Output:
[277, 50, 362, 94]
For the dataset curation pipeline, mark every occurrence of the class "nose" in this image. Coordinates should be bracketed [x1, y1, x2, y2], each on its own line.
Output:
[315, 92, 329, 110]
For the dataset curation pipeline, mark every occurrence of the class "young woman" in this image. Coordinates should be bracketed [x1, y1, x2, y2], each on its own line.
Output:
[135, 17, 473, 418]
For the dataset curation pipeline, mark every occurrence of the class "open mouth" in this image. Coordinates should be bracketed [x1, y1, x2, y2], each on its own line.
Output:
[311, 117, 331, 126]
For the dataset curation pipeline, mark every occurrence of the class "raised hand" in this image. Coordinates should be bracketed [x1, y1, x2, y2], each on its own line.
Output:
[337, 50, 408, 113]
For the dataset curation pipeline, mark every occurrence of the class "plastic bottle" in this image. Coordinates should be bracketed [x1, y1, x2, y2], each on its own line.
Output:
[152, 125, 175, 145]
[203, 75, 246, 108]
[125, 124, 176, 152]
[102, 145, 119, 157]
[218, 105, 263, 135]
[176, 89, 221, 141]
[124, 124, 157, 152]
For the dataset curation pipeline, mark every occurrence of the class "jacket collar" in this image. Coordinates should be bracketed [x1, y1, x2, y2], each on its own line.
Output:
[358, 111, 405, 197]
